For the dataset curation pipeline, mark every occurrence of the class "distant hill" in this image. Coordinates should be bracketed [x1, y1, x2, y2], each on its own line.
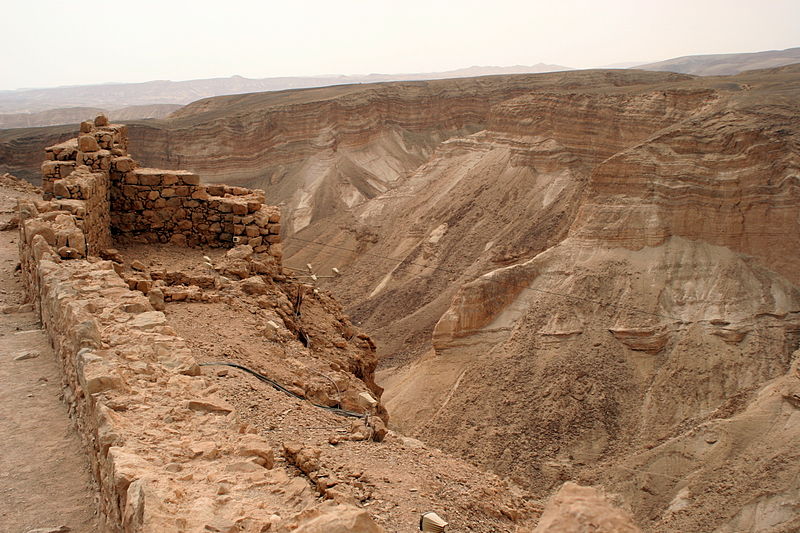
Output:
[0, 64, 571, 116]
[0, 104, 181, 129]
[638, 46, 800, 75]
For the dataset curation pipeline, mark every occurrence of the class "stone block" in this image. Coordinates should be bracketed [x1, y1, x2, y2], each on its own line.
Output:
[186, 398, 234, 414]
[78, 135, 100, 152]
[112, 157, 135, 172]
[137, 172, 161, 187]
[180, 173, 200, 186]
[191, 189, 209, 200]
[206, 185, 225, 196]
[128, 311, 167, 330]
[78, 351, 123, 395]
[41, 160, 59, 176]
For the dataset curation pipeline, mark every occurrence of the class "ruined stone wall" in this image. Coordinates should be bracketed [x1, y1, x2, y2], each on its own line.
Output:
[16, 203, 294, 530]
[109, 164, 282, 253]
[10, 116, 313, 531]
[40, 115, 282, 259]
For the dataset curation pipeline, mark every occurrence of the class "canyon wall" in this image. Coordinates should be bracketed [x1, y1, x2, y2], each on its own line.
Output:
[382, 68, 800, 531]
[250, 67, 799, 531]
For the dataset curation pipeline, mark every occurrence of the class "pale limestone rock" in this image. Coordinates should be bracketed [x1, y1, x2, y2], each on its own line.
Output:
[78, 351, 123, 394]
[186, 397, 234, 414]
[189, 441, 220, 458]
[226, 244, 254, 261]
[533, 482, 641, 533]
[78, 135, 100, 152]
[240, 276, 269, 295]
[278, 501, 385, 533]
[128, 311, 167, 330]
[13, 350, 40, 361]
[236, 435, 275, 468]
[283, 442, 320, 475]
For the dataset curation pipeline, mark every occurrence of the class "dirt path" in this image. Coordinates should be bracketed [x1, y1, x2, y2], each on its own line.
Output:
[0, 185, 99, 533]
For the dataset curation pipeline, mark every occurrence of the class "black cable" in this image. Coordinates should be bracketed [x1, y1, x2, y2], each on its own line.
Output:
[200, 361, 366, 419]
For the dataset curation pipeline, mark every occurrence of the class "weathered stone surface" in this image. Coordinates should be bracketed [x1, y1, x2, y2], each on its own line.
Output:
[533, 482, 641, 532]
[78, 135, 100, 152]
[278, 501, 385, 533]
[186, 398, 234, 414]
[240, 276, 269, 295]
[128, 311, 167, 330]
[13, 350, 40, 361]
[236, 436, 275, 468]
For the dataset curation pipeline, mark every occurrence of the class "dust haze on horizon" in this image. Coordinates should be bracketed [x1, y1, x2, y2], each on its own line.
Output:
[2, 0, 799, 91]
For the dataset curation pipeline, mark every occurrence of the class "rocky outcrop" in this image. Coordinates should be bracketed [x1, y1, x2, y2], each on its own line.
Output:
[531, 482, 641, 533]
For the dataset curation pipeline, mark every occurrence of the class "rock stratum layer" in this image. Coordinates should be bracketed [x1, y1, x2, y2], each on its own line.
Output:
[4, 66, 800, 531]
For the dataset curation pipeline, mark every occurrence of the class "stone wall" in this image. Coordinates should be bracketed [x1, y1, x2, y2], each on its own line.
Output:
[16, 203, 293, 530]
[16, 118, 381, 532]
[109, 166, 281, 252]
[41, 115, 282, 259]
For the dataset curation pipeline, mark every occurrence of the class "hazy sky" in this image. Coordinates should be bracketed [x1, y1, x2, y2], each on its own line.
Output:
[2, 0, 798, 90]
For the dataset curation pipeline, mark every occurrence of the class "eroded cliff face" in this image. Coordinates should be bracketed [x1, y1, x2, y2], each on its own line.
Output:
[213, 67, 797, 531]
[119, 71, 691, 236]
[396, 69, 800, 531]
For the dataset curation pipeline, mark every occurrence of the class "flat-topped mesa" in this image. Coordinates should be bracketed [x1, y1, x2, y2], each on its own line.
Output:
[40, 115, 282, 258]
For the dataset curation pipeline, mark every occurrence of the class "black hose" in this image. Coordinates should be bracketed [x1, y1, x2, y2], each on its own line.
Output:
[200, 361, 366, 419]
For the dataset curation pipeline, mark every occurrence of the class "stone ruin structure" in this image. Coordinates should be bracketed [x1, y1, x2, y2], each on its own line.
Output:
[40, 114, 282, 257]
[13, 116, 386, 531]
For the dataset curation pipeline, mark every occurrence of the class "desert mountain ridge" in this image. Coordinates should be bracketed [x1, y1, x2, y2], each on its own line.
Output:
[0, 103, 181, 129]
[639, 45, 800, 75]
[2, 45, 799, 128]
[0, 63, 571, 115]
